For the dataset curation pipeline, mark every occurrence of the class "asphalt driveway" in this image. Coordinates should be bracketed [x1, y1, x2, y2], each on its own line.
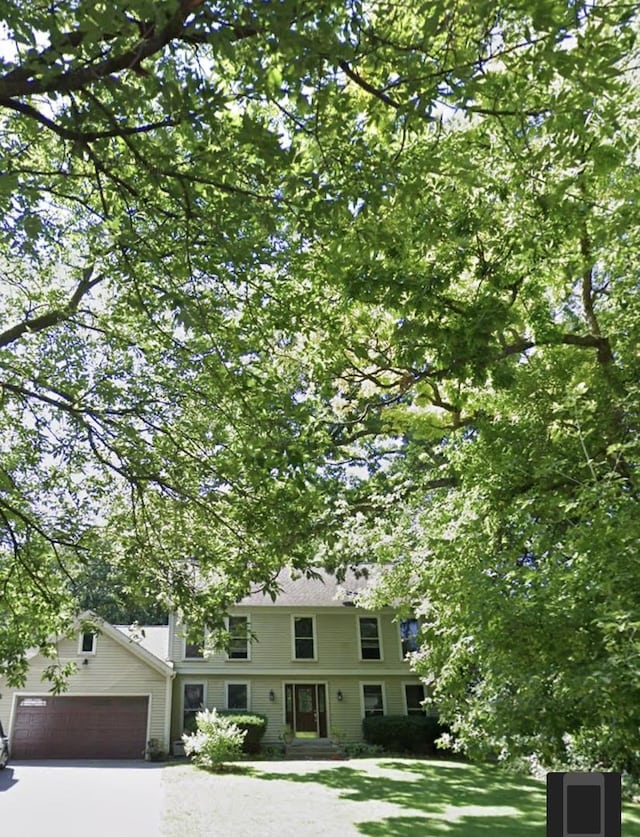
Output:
[0, 760, 165, 837]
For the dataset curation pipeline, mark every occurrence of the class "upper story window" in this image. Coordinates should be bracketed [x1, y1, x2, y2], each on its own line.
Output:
[400, 618, 419, 657]
[293, 616, 315, 660]
[359, 617, 382, 660]
[78, 631, 96, 655]
[227, 616, 249, 660]
[184, 627, 205, 659]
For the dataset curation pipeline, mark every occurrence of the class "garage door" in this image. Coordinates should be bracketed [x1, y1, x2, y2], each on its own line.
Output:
[12, 695, 149, 759]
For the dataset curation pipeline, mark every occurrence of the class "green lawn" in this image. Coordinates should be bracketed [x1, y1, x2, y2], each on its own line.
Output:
[161, 757, 640, 836]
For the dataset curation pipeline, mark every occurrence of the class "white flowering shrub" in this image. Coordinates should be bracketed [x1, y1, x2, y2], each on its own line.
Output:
[182, 708, 247, 770]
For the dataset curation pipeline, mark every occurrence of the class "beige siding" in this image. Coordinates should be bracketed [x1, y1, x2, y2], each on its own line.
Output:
[167, 612, 186, 662]
[169, 605, 423, 745]
[0, 631, 171, 751]
[170, 605, 421, 745]
[174, 608, 411, 674]
[171, 673, 424, 744]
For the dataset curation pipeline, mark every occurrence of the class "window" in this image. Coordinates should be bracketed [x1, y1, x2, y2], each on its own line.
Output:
[184, 627, 205, 659]
[293, 616, 315, 659]
[227, 616, 249, 660]
[183, 683, 205, 733]
[362, 684, 384, 717]
[226, 682, 249, 711]
[359, 617, 381, 660]
[405, 684, 426, 715]
[78, 631, 96, 655]
[400, 619, 419, 657]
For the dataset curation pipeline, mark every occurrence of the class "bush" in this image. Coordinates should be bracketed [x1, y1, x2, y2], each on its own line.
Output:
[182, 708, 247, 770]
[217, 711, 268, 754]
[342, 741, 385, 758]
[145, 738, 166, 761]
[362, 714, 450, 755]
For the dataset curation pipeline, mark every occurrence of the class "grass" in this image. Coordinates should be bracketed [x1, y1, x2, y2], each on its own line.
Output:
[257, 758, 546, 835]
[161, 756, 640, 836]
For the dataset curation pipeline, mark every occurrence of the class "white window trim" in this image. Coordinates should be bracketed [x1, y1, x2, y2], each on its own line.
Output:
[291, 614, 317, 661]
[225, 680, 251, 712]
[225, 615, 251, 662]
[399, 618, 420, 660]
[77, 631, 97, 656]
[357, 615, 384, 662]
[182, 681, 207, 729]
[402, 681, 426, 715]
[359, 682, 386, 719]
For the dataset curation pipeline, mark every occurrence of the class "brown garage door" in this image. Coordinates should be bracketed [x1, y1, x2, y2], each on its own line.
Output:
[12, 695, 149, 759]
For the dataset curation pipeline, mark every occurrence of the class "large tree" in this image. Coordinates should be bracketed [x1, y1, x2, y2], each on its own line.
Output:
[1, 0, 639, 777]
[0, 0, 343, 678]
[309, 4, 640, 775]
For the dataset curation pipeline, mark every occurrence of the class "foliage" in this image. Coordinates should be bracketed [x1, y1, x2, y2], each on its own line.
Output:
[75, 554, 168, 625]
[145, 738, 166, 762]
[280, 725, 294, 745]
[362, 715, 450, 755]
[182, 708, 246, 770]
[342, 741, 385, 759]
[1, 0, 639, 783]
[216, 711, 267, 754]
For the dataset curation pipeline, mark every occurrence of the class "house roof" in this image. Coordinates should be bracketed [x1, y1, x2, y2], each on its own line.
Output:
[26, 612, 174, 677]
[78, 613, 174, 677]
[114, 624, 171, 662]
[237, 566, 382, 608]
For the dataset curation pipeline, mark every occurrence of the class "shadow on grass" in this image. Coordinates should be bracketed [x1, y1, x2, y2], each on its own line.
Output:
[254, 758, 640, 836]
[254, 758, 543, 834]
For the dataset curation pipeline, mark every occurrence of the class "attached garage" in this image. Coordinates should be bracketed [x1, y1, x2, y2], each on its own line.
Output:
[0, 612, 174, 760]
[12, 695, 149, 760]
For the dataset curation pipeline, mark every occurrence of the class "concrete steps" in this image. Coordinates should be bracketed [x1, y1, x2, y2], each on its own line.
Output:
[284, 737, 345, 760]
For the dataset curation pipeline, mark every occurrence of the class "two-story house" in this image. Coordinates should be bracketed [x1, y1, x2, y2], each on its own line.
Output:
[0, 568, 425, 758]
[169, 569, 425, 748]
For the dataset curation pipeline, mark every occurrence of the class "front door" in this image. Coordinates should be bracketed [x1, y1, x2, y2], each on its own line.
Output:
[294, 685, 317, 734]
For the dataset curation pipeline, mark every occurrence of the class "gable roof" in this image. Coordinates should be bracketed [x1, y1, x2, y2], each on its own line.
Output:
[77, 612, 173, 677]
[238, 566, 382, 608]
[27, 612, 174, 677]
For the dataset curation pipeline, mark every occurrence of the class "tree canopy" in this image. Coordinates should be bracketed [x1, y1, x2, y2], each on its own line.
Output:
[1, 0, 639, 775]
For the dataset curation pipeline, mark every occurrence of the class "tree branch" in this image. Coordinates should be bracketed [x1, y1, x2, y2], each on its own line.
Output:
[0, 266, 104, 349]
[339, 60, 402, 110]
[0, 0, 205, 99]
[0, 97, 178, 142]
[580, 231, 614, 365]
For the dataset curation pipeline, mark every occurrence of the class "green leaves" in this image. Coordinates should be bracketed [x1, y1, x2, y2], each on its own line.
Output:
[0, 3, 639, 782]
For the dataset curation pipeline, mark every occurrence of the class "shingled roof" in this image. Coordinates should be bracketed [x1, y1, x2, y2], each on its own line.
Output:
[115, 624, 171, 662]
[238, 566, 382, 608]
